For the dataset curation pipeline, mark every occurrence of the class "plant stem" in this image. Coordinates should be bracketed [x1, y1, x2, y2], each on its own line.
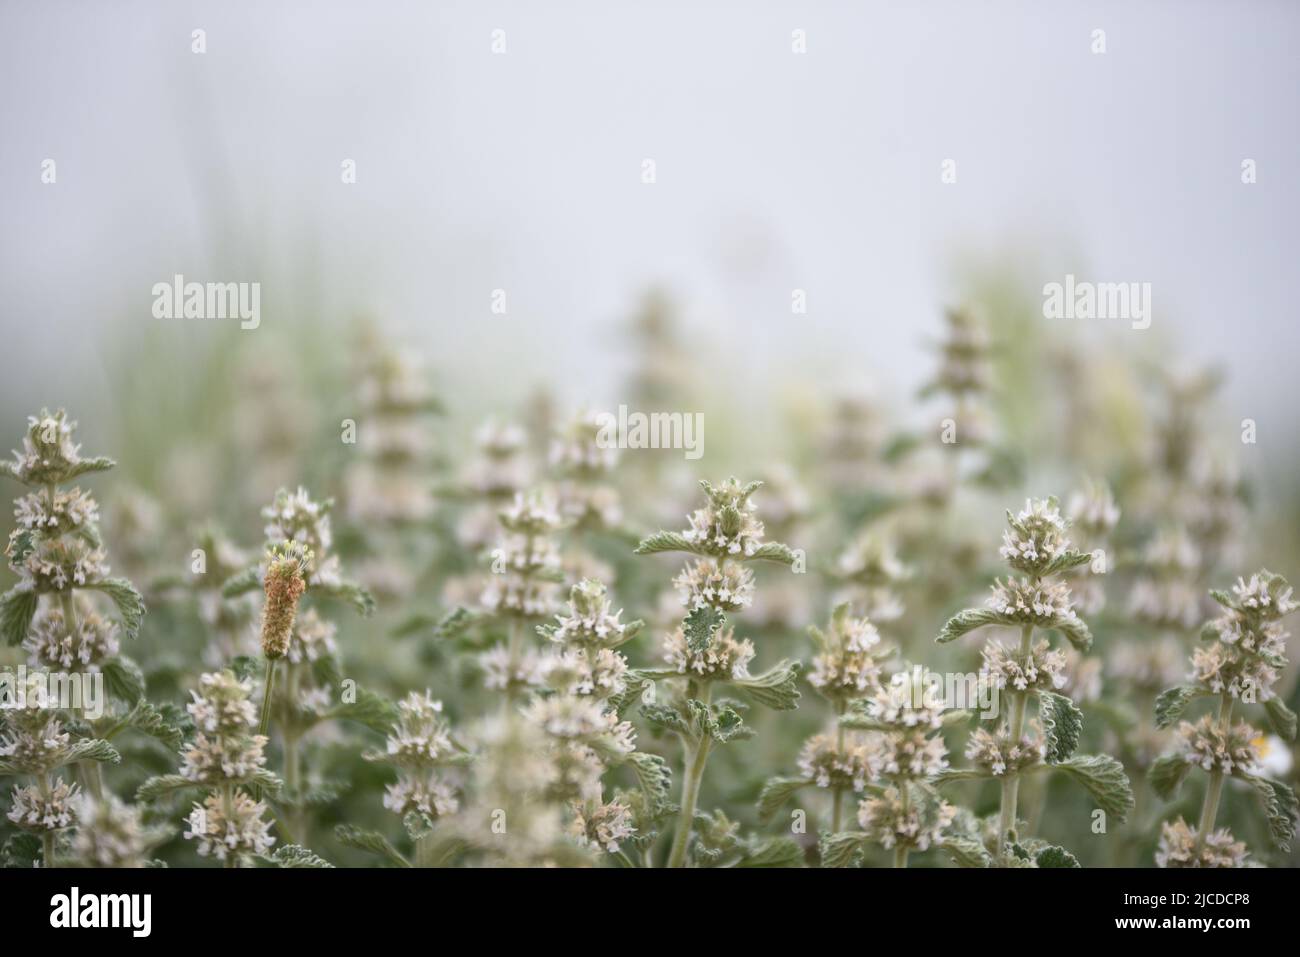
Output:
[1193, 694, 1233, 852]
[996, 622, 1033, 865]
[894, 781, 911, 868]
[831, 706, 846, 832]
[666, 683, 713, 868]
[254, 658, 278, 802]
[39, 771, 56, 867]
[60, 590, 104, 799]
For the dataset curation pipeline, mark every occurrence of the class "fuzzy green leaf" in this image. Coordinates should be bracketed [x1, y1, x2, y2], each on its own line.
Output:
[327, 688, 398, 734]
[1, 832, 42, 868]
[1038, 691, 1083, 764]
[63, 456, 116, 480]
[1053, 754, 1134, 821]
[738, 836, 803, 867]
[136, 774, 196, 801]
[86, 578, 146, 639]
[103, 656, 146, 704]
[1243, 775, 1298, 851]
[334, 825, 410, 867]
[747, 542, 797, 565]
[64, 738, 121, 765]
[1048, 614, 1093, 652]
[733, 659, 801, 711]
[1148, 753, 1191, 801]
[1154, 685, 1210, 731]
[270, 844, 334, 868]
[933, 767, 993, 784]
[757, 776, 812, 822]
[940, 837, 992, 868]
[221, 565, 262, 598]
[314, 578, 377, 617]
[633, 531, 708, 557]
[937, 607, 1004, 644]
[119, 700, 186, 751]
[626, 751, 672, 808]
[1264, 698, 1298, 742]
[819, 832, 868, 868]
[1034, 844, 1081, 868]
[683, 605, 724, 653]
[0, 584, 38, 647]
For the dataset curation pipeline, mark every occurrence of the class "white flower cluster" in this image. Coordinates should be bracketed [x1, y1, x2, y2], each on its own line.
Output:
[372, 692, 462, 824]
[663, 623, 754, 679]
[998, 498, 1073, 575]
[568, 800, 635, 853]
[981, 638, 1068, 693]
[965, 726, 1044, 777]
[807, 609, 889, 705]
[8, 777, 80, 833]
[1156, 818, 1248, 869]
[857, 787, 956, 852]
[185, 791, 275, 863]
[680, 478, 768, 558]
[179, 672, 267, 788]
[262, 486, 340, 586]
[987, 577, 1075, 624]
[1175, 715, 1259, 776]
[797, 732, 874, 791]
[25, 602, 119, 671]
[70, 794, 157, 867]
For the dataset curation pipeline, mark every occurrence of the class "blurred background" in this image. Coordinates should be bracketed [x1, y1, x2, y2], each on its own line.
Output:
[1, 0, 1298, 867]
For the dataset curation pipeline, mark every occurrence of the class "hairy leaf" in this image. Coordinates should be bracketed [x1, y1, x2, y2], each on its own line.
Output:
[683, 605, 724, 653]
[328, 688, 398, 734]
[1048, 614, 1093, 653]
[1154, 685, 1210, 731]
[626, 751, 672, 807]
[314, 578, 377, 617]
[86, 578, 146, 639]
[334, 825, 410, 867]
[1243, 775, 1298, 851]
[221, 565, 262, 598]
[738, 836, 803, 867]
[819, 831, 868, 868]
[270, 844, 334, 868]
[1038, 691, 1083, 764]
[633, 531, 708, 557]
[757, 776, 811, 822]
[64, 738, 121, 765]
[1053, 754, 1134, 821]
[1148, 753, 1191, 801]
[940, 837, 992, 868]
[1034, 844, 1081, 868]
[1264, 698, 1298, 742]
[734, 659, 801, 711]
[0, 584, 38, 647]
[937, 607, 1004, 644]
[747, 542, 797, 565]
[136, 774, 196, 801]
[103, 656, 146, 704]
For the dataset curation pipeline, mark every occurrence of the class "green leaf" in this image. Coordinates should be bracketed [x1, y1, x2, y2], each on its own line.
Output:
[626, 751, 672, 808]
[706, 703, 754, 743]
[64, 738, 120, 765]
[86, 578, 146, 639]
[1053, 754, 1134, 821]
[403, 811, 434, 841]
[119, 700, 185, 751]
[757, 776, 811, 822]
[63, 456, 116, 480]
[633, 531, 709, 557]
[221, 565, 262, 598]
[733, 659, 801, 711]
[819, 831, 868, 868]
[1048, 614, 1092, 653]
[939, 837, 992, 868]
[136, 774, 196, 801]
[937, 607, 1003, 644]
[737, 836, 803, 867]
[1154, 685, 1210, 731]
[1, 832, 42, 868]
[933, 767, 992, 785]
[270, 844, 334, 868]
[683, 605, 724, 653]
[314, 578, 377, 617]
[103, 656, 146, 704]
[0, 584, 38, 646]
[1243, 775, 1298, 851]
[334, 824, 410, 867]
[230, 655, 265, 682]
[1148, 753, 1191, 801]
[1042, 550, 1094, 576]
[747, 542, 797, 565]
[1038, 691, 1083, 764]
[327, 688, 398, 734]
[1264, 698, 1298, 742]
[1034, 844, 1081, 868]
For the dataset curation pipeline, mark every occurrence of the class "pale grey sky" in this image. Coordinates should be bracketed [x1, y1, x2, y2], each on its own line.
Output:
[2, 1, 1297, 428]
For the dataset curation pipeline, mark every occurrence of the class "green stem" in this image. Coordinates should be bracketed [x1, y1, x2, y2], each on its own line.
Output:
[59, 590, 104, 799]
[1194, 695, 1233, 852]
[996, 622, 1033, 866]
[832, 707, 846, 832]
[894, 781, 911, 868]
[222, 784, 238, 868]
[666, 683, 713, 868]
[254, 658, 278, 802]
[39, 772, 56, 867]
